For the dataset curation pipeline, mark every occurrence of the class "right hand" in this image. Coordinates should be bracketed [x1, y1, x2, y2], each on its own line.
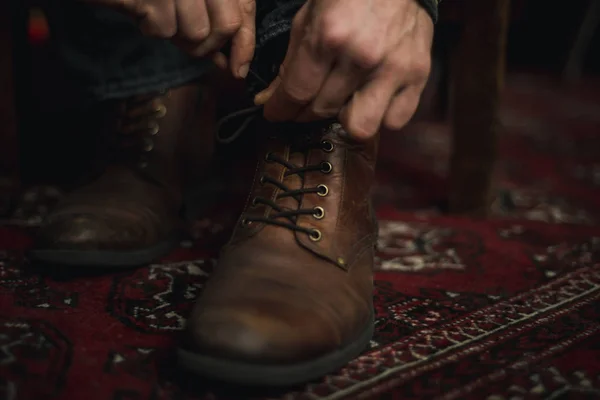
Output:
[88, 0, 256, 79]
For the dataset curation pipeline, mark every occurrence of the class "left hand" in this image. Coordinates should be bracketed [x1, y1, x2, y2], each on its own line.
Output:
[85, 0, 256, 79]
[254, 0, 434, 141]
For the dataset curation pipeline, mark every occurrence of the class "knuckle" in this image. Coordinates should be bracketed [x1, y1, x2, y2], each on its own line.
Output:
[214, 18, 242, 36]
[240, 0, 256, 15]
[186, 26, 210, 42]
[283, 85, 313, 105]
[138, 8, 176, 38]
[388, 54, 409, 75]
[156, 25, 177, 38]
[311, 105, 337, 119]
[319, 17, 351, 49]
[413, 55, 432, 80]
[239, 24, 256, 41]
[389, 50, 432, 81]
[353, 46, 384, 69]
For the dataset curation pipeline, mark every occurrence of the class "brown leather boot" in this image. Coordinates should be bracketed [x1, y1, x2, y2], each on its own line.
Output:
[30, 83, 215, 267]
[178, 121, 378, 386]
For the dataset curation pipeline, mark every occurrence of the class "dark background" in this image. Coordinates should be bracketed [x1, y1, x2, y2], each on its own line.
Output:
[8, 0, 600, 188]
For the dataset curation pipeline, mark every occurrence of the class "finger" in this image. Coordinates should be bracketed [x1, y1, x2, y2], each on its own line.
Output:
[339, 73, 399, 141]
[229, 0, 256, 78]
[212, 52, 229, 69]
[137, 0, 177, 38]
[296, 57, 363, 122]
[263, 5, 335, 122]
[175, 0, 210, 42]
[254, 74, 281, 105]
[254, 4, 307, 105]
[187, 0, 242, 57]
[382, 87, 421, 131]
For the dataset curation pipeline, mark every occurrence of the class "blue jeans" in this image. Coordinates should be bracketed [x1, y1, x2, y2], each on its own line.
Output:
[46, 0, 305, 101]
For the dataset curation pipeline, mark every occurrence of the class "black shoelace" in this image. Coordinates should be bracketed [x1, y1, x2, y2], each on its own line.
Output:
[215, 85, 335, 242]
[243, 138, 334, 241]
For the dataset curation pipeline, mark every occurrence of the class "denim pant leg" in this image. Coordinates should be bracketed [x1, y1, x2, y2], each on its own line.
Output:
[45, 0, 306, 102]
[44, 1, 213, 101]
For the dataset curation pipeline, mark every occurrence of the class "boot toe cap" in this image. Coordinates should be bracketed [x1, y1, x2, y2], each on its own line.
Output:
[35, 214, 148, 251]
[182, 304, 339, 365]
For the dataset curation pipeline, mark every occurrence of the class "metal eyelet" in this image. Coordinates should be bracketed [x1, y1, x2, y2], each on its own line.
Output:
[142, 138, 154, 152]
[320, 161, 333, 174]
[309, 229, 322, 242]
[241, 218, 252, 226]
[317, 184, 329, 197]
[251, 198, 259, 206]
[259, 176, 266, 185]
[265, 152, 273, 162]
[148, 121, 159, 136]
[321, 140, 334, 152]
[154, 104, 167, 118]
[137, 154, 149, 169]
[313, 206, 325, 220]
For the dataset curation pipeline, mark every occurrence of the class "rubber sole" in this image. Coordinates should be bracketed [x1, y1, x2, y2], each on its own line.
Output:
[28, 234, 180, 268]
[177, 314, 374, 387]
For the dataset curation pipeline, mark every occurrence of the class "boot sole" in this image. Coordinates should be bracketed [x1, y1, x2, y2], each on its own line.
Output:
[177, 313, 374, 387]
[28, 234, 180, 268]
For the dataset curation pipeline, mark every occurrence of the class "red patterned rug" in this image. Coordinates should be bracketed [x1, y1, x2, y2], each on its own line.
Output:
[1, 73, 600, 399]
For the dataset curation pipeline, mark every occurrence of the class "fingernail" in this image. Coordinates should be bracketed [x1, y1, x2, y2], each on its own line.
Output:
[238, 64, 249, 79]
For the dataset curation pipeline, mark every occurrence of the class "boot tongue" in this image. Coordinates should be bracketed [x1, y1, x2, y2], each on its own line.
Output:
[277, 146, 306, 213]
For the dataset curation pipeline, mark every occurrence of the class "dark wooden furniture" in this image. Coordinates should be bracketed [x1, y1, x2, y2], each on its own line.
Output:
[447, 0, 511, 215]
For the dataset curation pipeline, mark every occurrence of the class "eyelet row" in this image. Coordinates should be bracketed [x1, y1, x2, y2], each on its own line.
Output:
[136, 100, 167, 169]
[310, 141, 331, 242]
[248, 140, 334, 241]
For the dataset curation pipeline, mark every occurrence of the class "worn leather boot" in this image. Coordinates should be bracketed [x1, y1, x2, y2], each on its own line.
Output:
[179, 121, 378, 386]
[31, 83, 215, 267]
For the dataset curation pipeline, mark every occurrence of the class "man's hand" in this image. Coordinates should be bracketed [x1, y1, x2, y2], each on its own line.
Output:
[89, 0, 256, 78]
[255, 0, 434, 140]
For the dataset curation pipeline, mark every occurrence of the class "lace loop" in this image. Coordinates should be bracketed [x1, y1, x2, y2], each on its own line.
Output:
[216, 106, 263, 144]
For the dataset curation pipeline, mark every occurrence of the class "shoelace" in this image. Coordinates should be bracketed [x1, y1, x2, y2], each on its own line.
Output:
[215, 105, 263, 144]
[214, 89, 335, 243]
[215, 67, 269, 144]
[243, 138, 334, 242]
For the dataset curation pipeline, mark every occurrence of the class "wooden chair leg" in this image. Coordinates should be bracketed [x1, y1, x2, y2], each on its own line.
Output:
[563, 0, 600, 84]
[448, 0, 510, 216]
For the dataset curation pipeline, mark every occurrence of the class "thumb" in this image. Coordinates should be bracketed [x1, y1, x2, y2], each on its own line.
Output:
[254, 72, 281, 105]
[253, 3, 308, 105]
